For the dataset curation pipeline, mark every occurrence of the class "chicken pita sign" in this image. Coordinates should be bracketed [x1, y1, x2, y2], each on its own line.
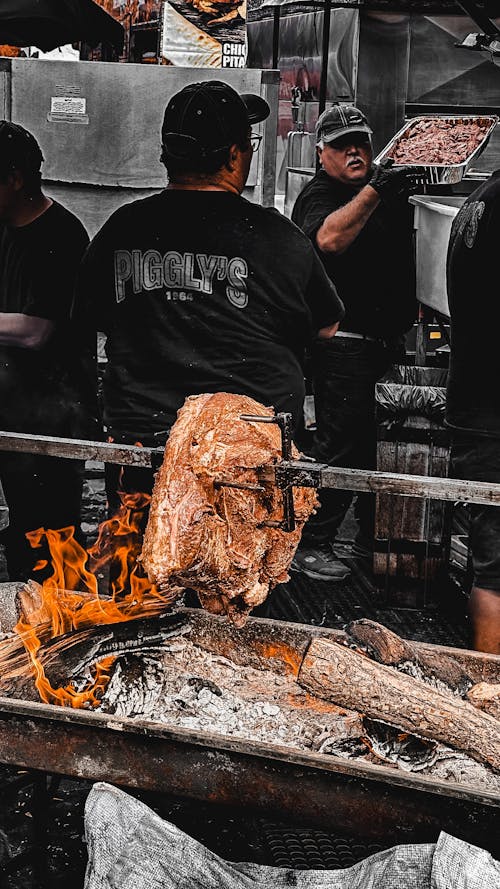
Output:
[160, 0, 246, 68]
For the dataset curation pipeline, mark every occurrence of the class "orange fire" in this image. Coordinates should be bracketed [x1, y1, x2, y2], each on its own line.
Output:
[14, 492, 171, 709]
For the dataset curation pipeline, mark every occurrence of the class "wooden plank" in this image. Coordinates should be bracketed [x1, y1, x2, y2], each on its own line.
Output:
[2, 432, 500, 507]
[0, 431, 160, 467]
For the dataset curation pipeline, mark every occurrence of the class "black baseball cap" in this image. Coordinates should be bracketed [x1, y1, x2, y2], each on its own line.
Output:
[0, 120, 44, 172]
[161, 80, 270, 160]
[315, 104, 372, 145]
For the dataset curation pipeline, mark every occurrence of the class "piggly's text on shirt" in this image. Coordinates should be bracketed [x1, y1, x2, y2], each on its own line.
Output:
[114, 249, 249, 308]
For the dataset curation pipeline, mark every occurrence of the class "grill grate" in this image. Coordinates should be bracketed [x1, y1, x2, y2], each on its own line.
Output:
[260, 821, 384, 870]
[263, 562, 470, 649]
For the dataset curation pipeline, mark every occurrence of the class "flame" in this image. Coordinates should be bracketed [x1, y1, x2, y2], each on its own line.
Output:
[14, 492, 170, 709]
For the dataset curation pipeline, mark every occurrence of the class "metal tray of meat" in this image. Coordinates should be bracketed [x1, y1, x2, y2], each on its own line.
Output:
[375, 115, 499, 185]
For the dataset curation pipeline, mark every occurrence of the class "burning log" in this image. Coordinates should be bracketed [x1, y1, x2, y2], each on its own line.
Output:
[0, 494, 180, 706]
[0, 594, 178, 702]
[299, 637, 500, 772]
[348, 619, 471, 693]
[0, 612, 189, 702]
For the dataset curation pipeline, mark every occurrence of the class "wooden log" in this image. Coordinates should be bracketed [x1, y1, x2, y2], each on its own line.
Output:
[0, 598, 177, 700]
[299, 637, 500, 772]
[348, 619, 470, 692]
[0, 582, 26, 634]
[466, 683, 500, 721]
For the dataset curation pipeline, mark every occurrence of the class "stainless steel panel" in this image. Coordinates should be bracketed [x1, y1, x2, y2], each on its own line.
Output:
[409, 193, 466, 317]
[284, 166, 314, 218]
[10, 60, 278, 204]
[0, 59, 11, 121]
[356, 14, 411, 156]
[43, 182, 162, 239]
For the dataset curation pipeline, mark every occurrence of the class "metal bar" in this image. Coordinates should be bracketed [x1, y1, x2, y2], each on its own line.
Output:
[276, 412, 296, 531]
[456, 0, 500, 37]
[272, 6, 280, 68]
[3, 431, 500, 507]
[318, 0, 331, 117]
[265, 461, 500, 507]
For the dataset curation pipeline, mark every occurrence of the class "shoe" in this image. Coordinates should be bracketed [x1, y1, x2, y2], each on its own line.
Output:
[350, 537, 373, 560]
[291, 543, 351, 581]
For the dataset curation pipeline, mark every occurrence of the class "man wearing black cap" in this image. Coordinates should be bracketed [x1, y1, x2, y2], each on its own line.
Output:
[0, 121, 93, 581]
[73, 80, 345, 513]
[291, 104, 420, 580]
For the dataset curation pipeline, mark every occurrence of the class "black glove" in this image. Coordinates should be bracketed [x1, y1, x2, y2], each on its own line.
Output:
[368, 157, 426, 202]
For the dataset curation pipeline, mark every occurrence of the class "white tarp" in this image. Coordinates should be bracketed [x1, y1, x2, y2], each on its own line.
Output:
[84, 781, 500, 889]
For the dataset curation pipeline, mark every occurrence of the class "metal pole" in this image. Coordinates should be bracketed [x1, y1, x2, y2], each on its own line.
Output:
[318, 0, 331, 116]
[272, 6, 280, 69]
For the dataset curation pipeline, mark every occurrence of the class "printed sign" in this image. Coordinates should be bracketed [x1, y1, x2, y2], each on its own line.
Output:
[48, 96, 89, 125]
[50, 97, 87, 115]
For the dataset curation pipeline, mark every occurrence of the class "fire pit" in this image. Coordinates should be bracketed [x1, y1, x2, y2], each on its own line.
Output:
[0, 428, 499, 857]
[0, 608, 499, 855]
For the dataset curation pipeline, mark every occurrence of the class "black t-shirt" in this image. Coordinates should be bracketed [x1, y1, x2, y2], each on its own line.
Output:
[446, 171, 500, 437]
[0, 200, 93, 436]
[291, 170, 416, 338]
[73, 190, 344, 434]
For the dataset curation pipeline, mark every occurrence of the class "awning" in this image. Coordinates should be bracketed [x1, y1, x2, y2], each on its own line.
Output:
[0, 0, 125, 54]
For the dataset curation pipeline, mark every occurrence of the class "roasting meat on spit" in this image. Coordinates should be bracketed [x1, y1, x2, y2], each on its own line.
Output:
[141, 392, 318, 625]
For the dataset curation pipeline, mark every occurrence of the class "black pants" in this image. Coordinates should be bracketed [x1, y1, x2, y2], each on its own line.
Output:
[302, 336, 401, 545]
[0, 452, 85, 582]
[104, 429, 169, 517]
[451, 434, 500, 592]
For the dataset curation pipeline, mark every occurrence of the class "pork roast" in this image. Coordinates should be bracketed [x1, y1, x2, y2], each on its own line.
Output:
[387, 118, 489, 166]
[141, 392, 318, 626]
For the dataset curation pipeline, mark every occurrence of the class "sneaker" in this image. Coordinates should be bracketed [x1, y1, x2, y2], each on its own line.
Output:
[350, 537, 373, 560]
[291, 543, 351, 581]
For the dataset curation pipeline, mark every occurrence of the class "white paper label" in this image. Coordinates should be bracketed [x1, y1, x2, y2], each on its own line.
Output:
[50, 96, 86, 115]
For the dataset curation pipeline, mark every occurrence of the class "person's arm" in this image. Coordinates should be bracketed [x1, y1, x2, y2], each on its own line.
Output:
[0, 312, 54, 349]
[316, 160, 424, 256]
[316, 186, 380, 255]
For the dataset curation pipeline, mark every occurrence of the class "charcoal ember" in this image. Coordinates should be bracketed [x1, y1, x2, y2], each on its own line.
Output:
[141, 392, 318, 626]
[98, 637, 363, 752]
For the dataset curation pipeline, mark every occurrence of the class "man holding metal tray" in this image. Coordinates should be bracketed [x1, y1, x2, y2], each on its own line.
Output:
[291, 104, 422, 580]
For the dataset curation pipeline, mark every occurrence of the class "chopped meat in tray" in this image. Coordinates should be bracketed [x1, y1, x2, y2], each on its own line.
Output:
[386, 118, 491, 166]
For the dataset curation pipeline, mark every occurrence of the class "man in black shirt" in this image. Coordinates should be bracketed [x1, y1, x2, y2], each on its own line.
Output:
[73, 81, 344, 513]
[0, 121, 94, 581]
[291, 104, 420, 579]
[446, 172, 500, 653]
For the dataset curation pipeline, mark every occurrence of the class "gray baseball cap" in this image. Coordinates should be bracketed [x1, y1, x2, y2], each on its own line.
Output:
[316, 104, 372, 144]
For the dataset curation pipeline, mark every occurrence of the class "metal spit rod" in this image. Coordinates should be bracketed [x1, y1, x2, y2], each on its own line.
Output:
[2, 429, 500, 509]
